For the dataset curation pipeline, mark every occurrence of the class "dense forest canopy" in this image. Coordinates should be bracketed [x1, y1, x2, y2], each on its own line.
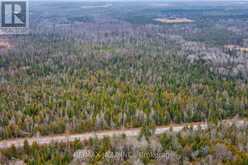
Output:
[0, 1, 248, 164]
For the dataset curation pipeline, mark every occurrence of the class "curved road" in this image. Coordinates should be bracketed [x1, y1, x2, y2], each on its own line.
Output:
[0, 119, 246, 149]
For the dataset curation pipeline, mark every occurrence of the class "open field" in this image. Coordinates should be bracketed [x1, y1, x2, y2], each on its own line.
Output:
[154, 18, 194, 24]
[81, 4, 112, 9]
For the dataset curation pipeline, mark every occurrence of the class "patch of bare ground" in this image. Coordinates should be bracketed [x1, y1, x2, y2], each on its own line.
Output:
[151, 3, 170, 7]
[224, 45, 248, 53]
[81, 4, 112, 9]
[154, 18, 194, 24]
[0, 40, 11, 50]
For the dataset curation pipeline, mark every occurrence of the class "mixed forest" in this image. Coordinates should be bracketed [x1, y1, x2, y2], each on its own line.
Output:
[0, 1, 248, 164]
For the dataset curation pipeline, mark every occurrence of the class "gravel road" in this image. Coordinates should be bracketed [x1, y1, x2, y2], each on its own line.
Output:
[0, 119, 246, 149]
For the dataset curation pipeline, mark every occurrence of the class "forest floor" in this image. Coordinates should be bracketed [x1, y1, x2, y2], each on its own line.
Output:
[0, 118, 246, 150]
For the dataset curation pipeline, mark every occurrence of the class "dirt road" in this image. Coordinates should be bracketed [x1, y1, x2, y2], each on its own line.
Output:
[0, 119, 246, 149]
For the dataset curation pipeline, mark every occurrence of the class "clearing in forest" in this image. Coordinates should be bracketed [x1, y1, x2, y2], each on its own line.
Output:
[154, 18, 194, 24]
